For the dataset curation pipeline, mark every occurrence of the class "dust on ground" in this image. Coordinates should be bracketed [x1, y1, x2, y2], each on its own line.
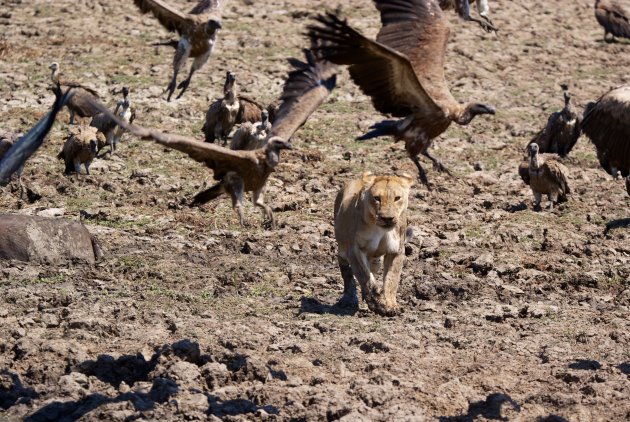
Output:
[0, 0, 629, 420]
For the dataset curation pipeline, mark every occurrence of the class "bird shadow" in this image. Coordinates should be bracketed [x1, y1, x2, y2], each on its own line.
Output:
[299, 296, 358, 316]
[603, 218, 630, 235]
[438, 393, 520, 421]
[618, 362, 630, 376]
[535, 416, 570, 422]
[0, 370, 38, 410]
[568, 359, 602, 370]
[206, 395, 280, 417]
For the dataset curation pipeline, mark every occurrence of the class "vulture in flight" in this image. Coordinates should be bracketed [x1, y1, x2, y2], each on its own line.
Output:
[308, 0, 495, 187]
[439, 0, 497, 32]
[594, 0, 630, 43]
[581, 85, 630, 179]
[519, 143, 571, 211]
[86, 50, 337, 228]
[49, 62, 101, 124]
[133, 0, 224, 101]
[529, 84, 581, 157]
[0, 85, 74, 185]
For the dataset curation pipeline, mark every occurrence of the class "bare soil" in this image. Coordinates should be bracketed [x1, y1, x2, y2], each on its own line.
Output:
[1, 0, 629, 421]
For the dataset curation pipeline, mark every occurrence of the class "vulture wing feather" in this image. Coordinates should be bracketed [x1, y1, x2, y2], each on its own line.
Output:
[133, 0, 193, 35]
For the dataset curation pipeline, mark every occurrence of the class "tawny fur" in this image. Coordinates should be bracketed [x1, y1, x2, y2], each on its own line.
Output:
[334, 172, 413, 316]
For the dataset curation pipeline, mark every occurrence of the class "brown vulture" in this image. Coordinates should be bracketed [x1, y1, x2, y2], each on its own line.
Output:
[595, 0, 630, 43]
[439, 0, 497, 32]
[133, 0, 224, 101]
[85, 50, 337, 228]
[57, 126, 103, 176]
[49, 62, 101, 125]
[308, 0, 495, 187]
[581, 85, 630, 178]
[90, 87, 136, 155]
[529, 84, 581, 157]
[229, 110, 272, 151]
[519, 143, 571, 211]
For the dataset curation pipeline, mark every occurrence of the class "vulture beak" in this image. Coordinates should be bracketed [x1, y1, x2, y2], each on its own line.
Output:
[210, 19, 222, 30]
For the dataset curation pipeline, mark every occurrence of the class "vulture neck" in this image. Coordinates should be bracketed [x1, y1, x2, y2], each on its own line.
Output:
[530, 152, 541, 170]
[225, 86, 237, 103]
[50, 68, 60, 84]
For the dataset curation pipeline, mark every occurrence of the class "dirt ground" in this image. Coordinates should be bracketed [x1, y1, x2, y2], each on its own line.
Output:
[1, 0, 629, 420]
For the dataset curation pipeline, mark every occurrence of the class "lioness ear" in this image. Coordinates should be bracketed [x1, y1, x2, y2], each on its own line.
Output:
[361, 171, 376, 186]
[399, 173, 414, 187]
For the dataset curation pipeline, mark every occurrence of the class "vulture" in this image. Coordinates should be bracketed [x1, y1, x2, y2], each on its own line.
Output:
[90, 87, 136, 154]
[581, 85, 630, 178]
[203, 71, 273, 144]
[439, 0, 497, 32]
[626, 175, 630, 196]
[202, 71, 241, 144]
[85, 50, 337, 228]
[519, 143, 571, 211]
[0, 132, 24, 195]
[0, 85, 73, 184]
[133, 0, 223, 101]
[49, 62, 101, 124]
[594, 0, 630, 43]
[529, 84, 581, 156]
[230, 109, 272, 151]
[57, 125, 103, 176]
[308, 0, 495, 187]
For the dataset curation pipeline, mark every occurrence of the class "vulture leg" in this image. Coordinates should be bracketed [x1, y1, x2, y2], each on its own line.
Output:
[422, 149, 453, 176]
[548, 193, 557, 211]
[167, 39, 191, 102]
[336, 255, 359, 310]
[68, 109, 76, 125]
[532, 192, 542, 211]
[85, 160, 92, 176]
[225, 172, 245, 226]
[253, 186, 275, 229]
[411, 155, 431, 189]
[176, 50, 210, 100]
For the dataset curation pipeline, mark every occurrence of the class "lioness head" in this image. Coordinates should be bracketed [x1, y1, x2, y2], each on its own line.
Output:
[362, 172, 413, 229]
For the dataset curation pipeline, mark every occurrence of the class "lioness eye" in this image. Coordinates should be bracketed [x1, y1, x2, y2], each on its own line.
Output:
[395, 196, 401, 201]
[374, 196, 381, 202]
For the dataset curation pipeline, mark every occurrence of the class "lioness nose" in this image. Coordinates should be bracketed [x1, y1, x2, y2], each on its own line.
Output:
[380, 216, 395, 225]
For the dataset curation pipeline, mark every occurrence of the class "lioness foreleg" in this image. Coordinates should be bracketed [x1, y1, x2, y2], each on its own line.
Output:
[347, 247, 383, 311]
[381, 252, 405, 314]
[337, 256, 358, 309]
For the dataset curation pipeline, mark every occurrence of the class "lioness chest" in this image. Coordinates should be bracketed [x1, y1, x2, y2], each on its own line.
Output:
[356, 225, 402, 258]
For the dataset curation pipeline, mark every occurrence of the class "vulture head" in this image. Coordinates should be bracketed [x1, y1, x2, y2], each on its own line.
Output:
[122, 86, 130, 98]
[48, 62, 60, 80]
[264, 136, 292, 168]
[260, 109, 269, 126]
[205, 19, 222, 33]
[528, 142, 541, 168]
[223, 71, 236, 96]
[456, 103, 496, 125]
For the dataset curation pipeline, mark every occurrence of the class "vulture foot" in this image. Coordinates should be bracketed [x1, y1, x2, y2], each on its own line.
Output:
[165, 80, 177, 102]
[175, 78, 192, 100]
[473, 16, 498, 34]
[423, 150, 453, 177]
[411, 156, 431, 189]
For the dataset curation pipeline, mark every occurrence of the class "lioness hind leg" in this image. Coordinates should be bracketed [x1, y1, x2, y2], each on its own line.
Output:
[337, 256, 358, 309]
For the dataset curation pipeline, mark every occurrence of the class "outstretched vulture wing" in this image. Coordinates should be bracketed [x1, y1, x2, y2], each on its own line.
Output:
[84, 97, 257, 176]
[133, 0, 195, 35]
[581, 85, 630, 175]
[309, 0, 450, 118]
[189, 0, 223, 15]
[0, 87, 73, 183]
[269, 49, 337, 142]
[518, 161, 530, 186]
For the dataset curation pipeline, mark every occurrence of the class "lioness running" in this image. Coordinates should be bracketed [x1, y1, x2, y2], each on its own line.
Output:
[334, 172, 413, 316]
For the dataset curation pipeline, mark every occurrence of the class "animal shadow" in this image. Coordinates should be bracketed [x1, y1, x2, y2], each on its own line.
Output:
[604, 218, 630, 235]
[0, 370, 38, 410]
[568, 359, 602, 370]
[618, 362, 630, 376]
[438, 393, 520, 421]
[299, 296, 357, 316]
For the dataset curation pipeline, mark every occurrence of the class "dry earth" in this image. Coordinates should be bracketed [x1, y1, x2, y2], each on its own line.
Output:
[1, 0, 629, 420]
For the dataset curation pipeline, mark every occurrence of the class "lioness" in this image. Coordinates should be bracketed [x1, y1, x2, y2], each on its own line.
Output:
[334, 172, 413, 316]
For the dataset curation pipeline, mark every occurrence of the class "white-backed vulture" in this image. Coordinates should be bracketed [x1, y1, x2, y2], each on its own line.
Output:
[230, 110, 272, 151]
[595, 0, 630, 43]
[202, 71, 241, 144]
[86, 50, 337, 228]
[308, 0, 495, 187]
[57, 126, 103, 176]
[90, 87, 136, 154]
[530, 84, 581, 157]
[133, 0, 223, 101]
[49, 62, 101, 125]
[520, 143, 571, 211]
[581, 85, 630, 178]
[0, 86, 73, 184]
[439, 0, 497, 32]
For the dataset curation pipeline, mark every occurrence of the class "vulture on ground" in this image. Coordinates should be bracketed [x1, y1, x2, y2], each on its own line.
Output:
[0, 86, 73, 184]
[230, 110, 272, 151]
[581, 85, 630, 178]
[439, 0, 497, 32]
[594, 0, 630, 43]
[90, 87, 136, 154]
[133, 0, 223, 101]
[308, 0, 495, 187]
[57, 126, 103, 176]
[49, 62, 101, 124]
[519, 143, 571, 211]
[529, 84, 581, 156]
[86, 50, 337, 228]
